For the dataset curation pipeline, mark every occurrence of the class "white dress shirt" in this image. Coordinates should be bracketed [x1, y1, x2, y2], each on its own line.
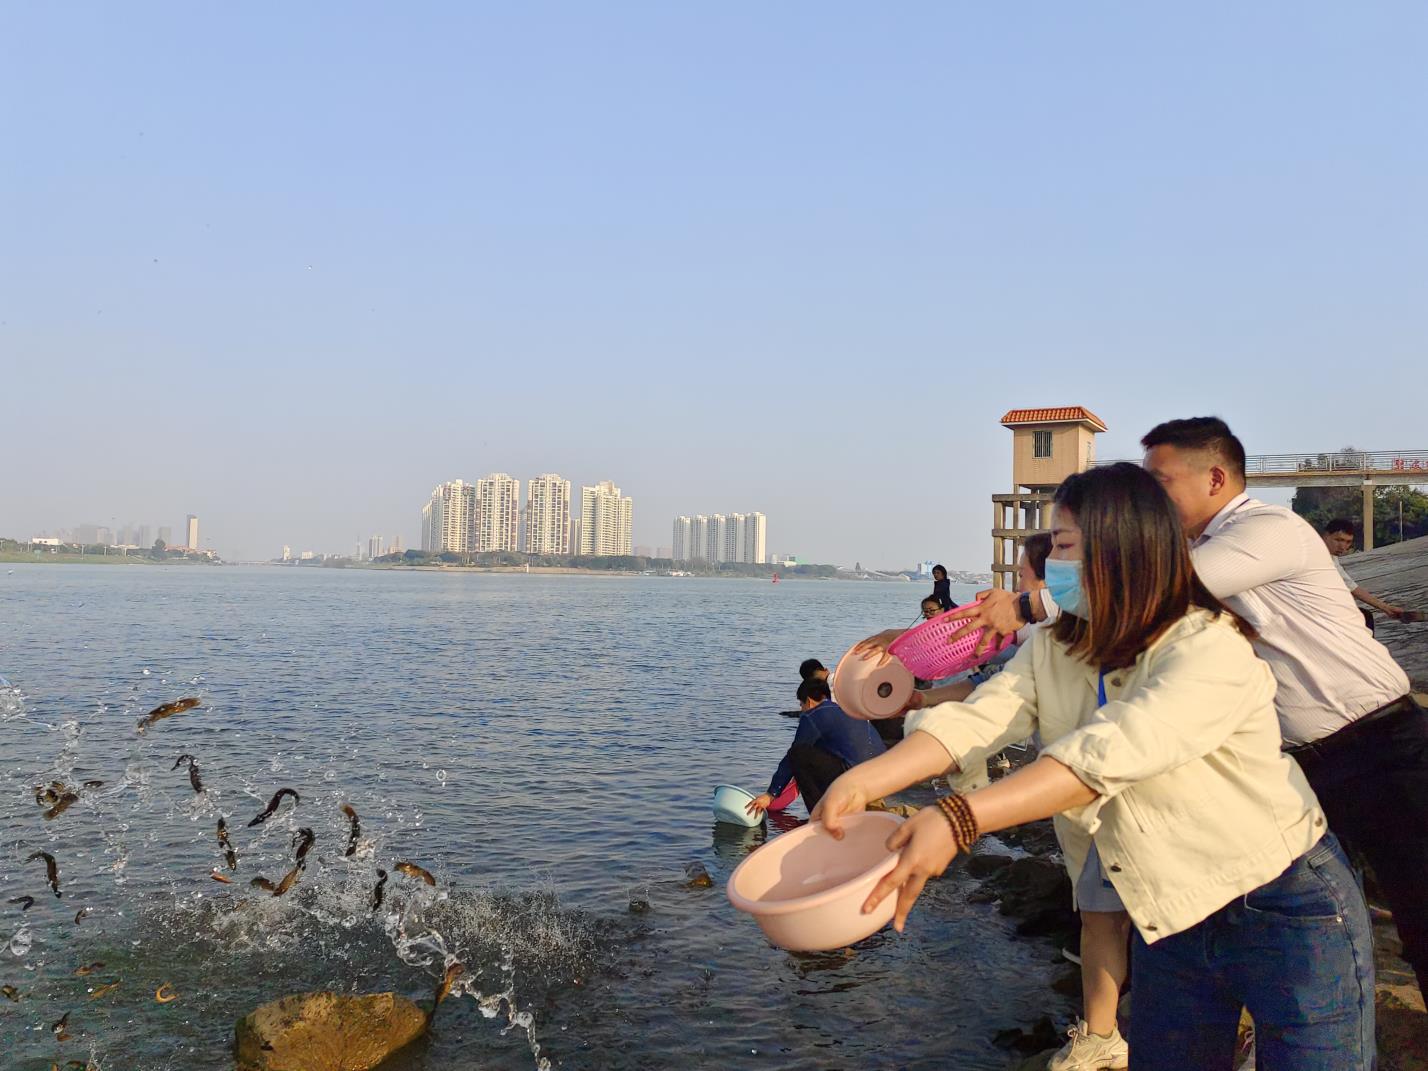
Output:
[1190, 493, 1408, 746]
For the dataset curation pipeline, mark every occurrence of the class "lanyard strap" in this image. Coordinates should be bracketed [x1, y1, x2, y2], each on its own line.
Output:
[1097, 670, 1107, 708]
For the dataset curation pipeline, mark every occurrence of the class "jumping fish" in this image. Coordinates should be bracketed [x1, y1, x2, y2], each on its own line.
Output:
[247, 788, 299, 827]
[27, 850, 61, 897]
[394, 861, 435, 886]
[73, 963, 104, 977]
[210, 870, 232, 884]
[371, 868, 388, 910]
[52, 1011, 71, 1039]
[249, 877, 277, 892]
[73, 908, 88, 925]
[273, 865, 303, 897]
[155, 983, 177, 1003]
[44, 793, 80, 820]
[86, 981, 120, 1000]
[217, 818, 239, 871]
[136, 696, 200, 731]
[8, 896, 34, 911]
[292, 828, 315, 864]
[433, 961, 465, 1009]
[34, 781, 67, 806]
[1, 984, 18, 1001]
[342, 804, 360, 857]
[172, 754, 204, 793]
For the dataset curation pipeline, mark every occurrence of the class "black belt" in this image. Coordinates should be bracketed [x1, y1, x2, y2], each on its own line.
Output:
[1285, 694, 1422, 762]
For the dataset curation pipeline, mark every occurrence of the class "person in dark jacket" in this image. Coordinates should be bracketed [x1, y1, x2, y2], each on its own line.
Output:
[931, 564, 953, 611]
[746, 677, 885, 813]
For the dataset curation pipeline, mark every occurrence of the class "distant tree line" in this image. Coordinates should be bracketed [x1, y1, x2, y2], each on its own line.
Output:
[1292, 484, 1428, 547]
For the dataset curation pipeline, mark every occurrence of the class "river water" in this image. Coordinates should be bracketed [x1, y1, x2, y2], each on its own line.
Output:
[0, 565, 1068, 1070]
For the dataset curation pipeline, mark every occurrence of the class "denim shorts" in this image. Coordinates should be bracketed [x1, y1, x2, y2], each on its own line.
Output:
[1075, 841, 1126, 913]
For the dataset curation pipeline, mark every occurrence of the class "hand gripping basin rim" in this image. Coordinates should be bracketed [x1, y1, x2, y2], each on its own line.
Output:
[726, 811, 904, 950]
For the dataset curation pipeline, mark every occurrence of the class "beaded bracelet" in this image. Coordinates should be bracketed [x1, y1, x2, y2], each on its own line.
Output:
[935, 793, 980, 851]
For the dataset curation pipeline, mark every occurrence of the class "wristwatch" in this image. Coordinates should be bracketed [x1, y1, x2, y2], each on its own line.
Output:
[1016, 591, 1033, 628]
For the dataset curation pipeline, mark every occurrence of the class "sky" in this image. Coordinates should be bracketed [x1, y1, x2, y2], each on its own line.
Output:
[1, 3, 1424, 567]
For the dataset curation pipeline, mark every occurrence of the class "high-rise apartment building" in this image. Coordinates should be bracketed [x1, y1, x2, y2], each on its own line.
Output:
[368, 535, 385, 559]
[475, 473, 520, 552]
[578, 481, 633, 557]
[186, 515, 200, 551]
[524, 474, 571, 555]
[420, 480, 477, 554]
[743, 512, 767, 564]
[707, 514, 728, 563]
[672, 516, 692, 561]
[688, 515, 709, 561]
[158, 526, 172, 546]
[670, 510, 767, 563]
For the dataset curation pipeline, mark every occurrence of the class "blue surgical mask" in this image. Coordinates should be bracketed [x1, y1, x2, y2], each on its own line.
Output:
[1043, 558, 1087, 618]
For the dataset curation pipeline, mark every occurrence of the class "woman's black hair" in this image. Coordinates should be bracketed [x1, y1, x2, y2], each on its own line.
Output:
[796, 677, 832, 704]
[798, 658, 826, 680]
[1022, 533, 1053, 581]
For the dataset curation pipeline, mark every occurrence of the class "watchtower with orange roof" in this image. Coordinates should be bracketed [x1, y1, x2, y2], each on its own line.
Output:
[992, 406, 1107, 589]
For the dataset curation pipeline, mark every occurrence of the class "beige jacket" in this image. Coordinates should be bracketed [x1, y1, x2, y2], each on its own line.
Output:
[906, 609, 1325, 943]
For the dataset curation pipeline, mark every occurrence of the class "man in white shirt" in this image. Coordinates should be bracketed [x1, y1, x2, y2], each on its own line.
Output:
[950, 416, 1427, 996]
[1139, 417, 1425, 997]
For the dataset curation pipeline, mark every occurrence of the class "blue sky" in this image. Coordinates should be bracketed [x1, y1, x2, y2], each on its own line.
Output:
[1, 3, 1423, 565]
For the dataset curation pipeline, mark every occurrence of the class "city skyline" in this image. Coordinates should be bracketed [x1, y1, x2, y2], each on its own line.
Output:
[2, 6, 1421, 566]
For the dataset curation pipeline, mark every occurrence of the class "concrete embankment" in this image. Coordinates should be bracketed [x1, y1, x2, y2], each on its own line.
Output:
[1344, 533, 1428, 693]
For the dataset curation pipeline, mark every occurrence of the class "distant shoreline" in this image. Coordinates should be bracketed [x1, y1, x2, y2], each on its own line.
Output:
[0, 551, 210, 566]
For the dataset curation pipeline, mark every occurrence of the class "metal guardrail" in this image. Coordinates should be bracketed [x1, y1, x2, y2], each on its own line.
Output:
[1100, 450, 1428, 475]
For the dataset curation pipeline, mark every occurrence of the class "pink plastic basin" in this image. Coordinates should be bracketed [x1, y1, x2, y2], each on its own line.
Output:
[888, 601, 1014, 679]
[726, 811, 904, 950]
[832, 644, 916, 720]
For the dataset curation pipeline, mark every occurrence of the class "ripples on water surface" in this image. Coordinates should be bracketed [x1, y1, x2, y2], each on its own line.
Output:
[0, 566, 1067, 1069]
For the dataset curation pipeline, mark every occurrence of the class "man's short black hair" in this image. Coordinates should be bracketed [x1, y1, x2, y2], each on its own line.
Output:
[798, 658, 826, 681]
[1140, 416, 1247, 482]
[1022, 532, 1053, 580]
[797, 677, 832, 705]
[1325, 518, 1356, 536]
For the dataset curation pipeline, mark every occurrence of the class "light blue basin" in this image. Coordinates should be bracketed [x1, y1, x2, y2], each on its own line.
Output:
[712, 784, 764, 827]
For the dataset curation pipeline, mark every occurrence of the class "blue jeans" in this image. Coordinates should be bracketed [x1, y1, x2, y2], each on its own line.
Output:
[1128, 833, 1375, 1071]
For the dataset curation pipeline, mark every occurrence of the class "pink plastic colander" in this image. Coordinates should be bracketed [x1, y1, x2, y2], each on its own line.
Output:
[887, 601, 1015, 679]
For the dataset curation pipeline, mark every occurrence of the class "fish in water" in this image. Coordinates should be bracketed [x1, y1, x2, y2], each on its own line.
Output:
[172, 754, 203, 792]
[210, 871, 232, 884]
[291, 828, 315, 864]
[1, 984, 18, 1001]
[73, 908, 89, 925]
[27, 851, 61, 897]
[216, 818, 239, 871]
[52, 1011, 71, 1039]
[136, 696, 201, 731]
[247, 788, 300, 827]
[73, 963, 104, 977]
[249, 877, 277, 893]
[394, 861, 435, 886]
[34, 781, 67, 806]
[371, 868, 388, 911]
[81, 780, 104, 790]
[155, 983, 177, 1003]
[342, 804, 360, 857]
[434, 961, 465, 1009]
[8, 896, 34, 911]
[44, 793, 81, 820]
[273, 865, 303, 896]
[86, 981, 120, 1000]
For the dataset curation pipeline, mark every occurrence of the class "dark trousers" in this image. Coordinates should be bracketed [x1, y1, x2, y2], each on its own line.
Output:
[786, 743, 849, 812]
[1292, 696, 1428, 996]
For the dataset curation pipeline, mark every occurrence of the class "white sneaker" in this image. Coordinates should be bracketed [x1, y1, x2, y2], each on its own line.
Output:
[1047, 1019, 1129, 1071]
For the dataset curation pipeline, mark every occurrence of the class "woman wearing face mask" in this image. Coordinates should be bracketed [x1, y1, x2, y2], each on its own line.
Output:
[819, 464, 1373, 1071]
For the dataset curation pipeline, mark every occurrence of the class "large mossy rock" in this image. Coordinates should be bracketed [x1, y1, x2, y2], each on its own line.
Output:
[235, 992, 427, 1071]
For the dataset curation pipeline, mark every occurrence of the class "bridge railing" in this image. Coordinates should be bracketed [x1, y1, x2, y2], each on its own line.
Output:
[1099, 450, 1428, 475]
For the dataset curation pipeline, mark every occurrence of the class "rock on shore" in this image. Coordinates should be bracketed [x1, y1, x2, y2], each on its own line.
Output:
[234, 992, 428, 1071]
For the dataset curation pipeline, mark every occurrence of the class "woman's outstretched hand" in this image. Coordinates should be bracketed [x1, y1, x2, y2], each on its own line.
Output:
[862, 807, 959, 932]
[852, 629, 905, 667]
[946, 589, 1022, 654]
[745, 793, 774, 816]
[809, 773, 870, 839]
